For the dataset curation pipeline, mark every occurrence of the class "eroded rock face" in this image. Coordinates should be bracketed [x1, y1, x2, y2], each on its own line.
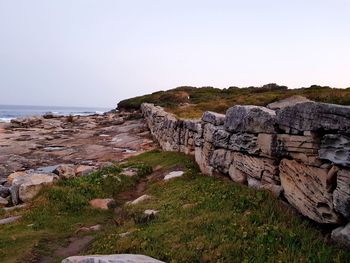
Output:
[224, 105, 276, 133]
[319, 134, 350, 167]
[279, 159, 340, 224]
[277, 102, 350, 133]
[10, 116, 43, 128]
[333, 169, 350, 220]
[62, 254, 165, 263]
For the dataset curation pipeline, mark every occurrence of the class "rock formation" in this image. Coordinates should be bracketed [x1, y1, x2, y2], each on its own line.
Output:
[141, 98, 350, 247]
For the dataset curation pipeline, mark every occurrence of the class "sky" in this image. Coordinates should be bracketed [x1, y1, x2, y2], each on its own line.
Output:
[0, 0, 349, 108]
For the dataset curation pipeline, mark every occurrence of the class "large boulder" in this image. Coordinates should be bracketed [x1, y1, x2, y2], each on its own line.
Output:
[224, 105, 276, 133]
[62, 254, 165, 263]
[202, 111, 225, 126]
[13, 173, 58, 202]
[279, 159, 340, 224]
[319, 134, 350, 167]
[277, 101, 350, 133]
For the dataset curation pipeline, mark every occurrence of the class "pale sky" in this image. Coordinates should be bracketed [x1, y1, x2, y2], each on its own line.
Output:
[0, 0, 349, 107]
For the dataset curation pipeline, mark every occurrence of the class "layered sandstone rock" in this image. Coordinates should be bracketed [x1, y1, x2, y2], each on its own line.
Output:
[279, 159, 340, 224]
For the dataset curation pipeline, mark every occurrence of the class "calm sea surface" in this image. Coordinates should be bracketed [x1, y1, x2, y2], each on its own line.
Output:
[0, 104, 111, 122]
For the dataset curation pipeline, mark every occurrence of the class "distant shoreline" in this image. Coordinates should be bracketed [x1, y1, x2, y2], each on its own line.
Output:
[0, 104, 111, 122]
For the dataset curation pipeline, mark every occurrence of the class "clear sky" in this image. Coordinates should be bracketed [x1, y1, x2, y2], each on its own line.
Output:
[0, 0, 349, 108]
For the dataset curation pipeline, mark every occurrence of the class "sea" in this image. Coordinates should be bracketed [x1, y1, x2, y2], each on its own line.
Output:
[0, 104, 111, 122]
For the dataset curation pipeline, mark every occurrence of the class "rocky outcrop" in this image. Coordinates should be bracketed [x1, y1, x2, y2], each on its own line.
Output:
[141, 99, 350, 246]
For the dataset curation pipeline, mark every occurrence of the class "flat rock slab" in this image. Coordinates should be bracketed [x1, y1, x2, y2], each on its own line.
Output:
[62, 254, 165, 263]
[0, 215, 22, 225]
[164, 171, 184, 180]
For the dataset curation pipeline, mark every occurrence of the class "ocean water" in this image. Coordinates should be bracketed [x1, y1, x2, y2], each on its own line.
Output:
[0, 104, 111, 122]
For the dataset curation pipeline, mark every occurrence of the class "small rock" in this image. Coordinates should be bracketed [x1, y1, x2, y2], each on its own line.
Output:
[202, 111, 225, 126]
[144, 209, 158, 215]
[129, 195, 151, 205]
[164, 171, 184, 181]
[120, 167, 138, 177]
[331, 223, 350, 249]
[119, 232, 131, 238]
[89, 198, 116, 210]
[54, 164, 76, 179]
[0, 215, 22, 225]
[62, 254, 165, 263]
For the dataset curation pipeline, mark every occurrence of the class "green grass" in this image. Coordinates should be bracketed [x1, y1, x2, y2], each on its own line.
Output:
[0, 163, 152, 263]
[1, 150, 350, 262]
[117, 84, 350, 119]
[89, 151, 350, 263]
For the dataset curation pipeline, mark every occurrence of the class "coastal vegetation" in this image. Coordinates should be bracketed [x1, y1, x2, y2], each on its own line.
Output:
[1, 150, 350, 262]
[118, 84, 350, 118]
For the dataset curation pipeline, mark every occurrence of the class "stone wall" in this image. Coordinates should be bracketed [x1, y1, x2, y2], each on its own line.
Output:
[141, 101, 350, 247]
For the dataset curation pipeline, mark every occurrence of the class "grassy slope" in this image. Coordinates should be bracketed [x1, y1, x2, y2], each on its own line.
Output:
[117, 84, 350, 119]
[1, 151, 350, 262]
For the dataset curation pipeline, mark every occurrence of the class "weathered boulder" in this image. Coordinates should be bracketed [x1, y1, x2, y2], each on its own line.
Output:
[54, 164, 76, 179]
[224, 105, 276, 133]
[277, 101, 350, 133]
[229, 133, 260, 155]
[257, 133, 277, 157]
[319, 134, 350, 167]
[62, 254, 165, 263]
[89, 198, 116, 210]
[267, 95, 311, 110]
[279, 159, 340, 224]
[202, 111, 225, 126]
[331, 223, 350, 249]
[14, 173, 58, 202]
[333, 169, 350, 219]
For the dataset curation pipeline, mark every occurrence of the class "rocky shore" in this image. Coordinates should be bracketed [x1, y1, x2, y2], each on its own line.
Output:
[0, 111, 155, 207]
